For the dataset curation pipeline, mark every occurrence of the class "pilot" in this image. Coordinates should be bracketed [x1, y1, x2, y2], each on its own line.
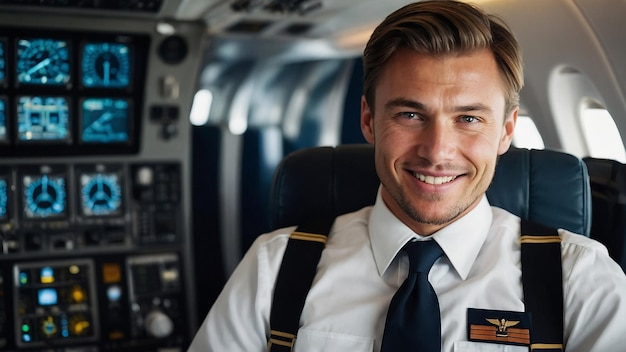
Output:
[188, 1, 626, 351]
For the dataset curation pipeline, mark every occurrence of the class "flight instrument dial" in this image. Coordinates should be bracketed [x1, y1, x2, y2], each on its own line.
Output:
[16, 38, 71, 86]
[23, 175, 66, 218]
[0, 179, 7, 219]
[80, 173, 122, 216]
[81, 42, 130, 88]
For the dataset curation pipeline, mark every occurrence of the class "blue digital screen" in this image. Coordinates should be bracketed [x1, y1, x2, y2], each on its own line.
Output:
[81, 98, 129, 143]
[0, 39, 6, 83]
[79, 171, 123, 216]
[82, 42, 131, 88]
[37, 288, 58, 306]
[16, 38, 71, 86]
[22, 174, 67, 219]
[0, 98, 6, 142]
[17, 96, 70, 142]
[0, 179, 7, 220]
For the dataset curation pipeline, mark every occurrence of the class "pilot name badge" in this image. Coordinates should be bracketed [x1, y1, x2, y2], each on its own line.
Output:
[468, 308, 531, 347]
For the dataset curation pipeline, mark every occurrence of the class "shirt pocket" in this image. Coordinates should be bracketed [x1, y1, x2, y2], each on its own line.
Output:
[454, 341, 528, 352]
[294, 329, 374, 352]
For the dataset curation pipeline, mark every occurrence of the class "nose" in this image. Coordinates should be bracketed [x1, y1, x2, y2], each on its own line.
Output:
[416, 121, 456, 165]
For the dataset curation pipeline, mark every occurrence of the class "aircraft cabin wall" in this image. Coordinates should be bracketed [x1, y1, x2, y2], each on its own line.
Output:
[0, 7, 205, 352]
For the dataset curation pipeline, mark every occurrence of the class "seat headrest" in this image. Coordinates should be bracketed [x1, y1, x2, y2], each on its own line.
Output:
[269, 144, 591, 236]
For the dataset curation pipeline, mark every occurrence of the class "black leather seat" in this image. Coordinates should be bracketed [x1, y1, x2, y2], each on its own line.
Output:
[583, 157, 626, 270]
[269, 144, 591, 236]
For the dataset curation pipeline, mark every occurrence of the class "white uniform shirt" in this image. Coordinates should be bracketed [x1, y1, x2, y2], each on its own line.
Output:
[188, 193, 626, 352]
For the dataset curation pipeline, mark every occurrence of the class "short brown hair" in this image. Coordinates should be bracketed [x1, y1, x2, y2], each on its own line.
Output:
[363, 0, 523, 114]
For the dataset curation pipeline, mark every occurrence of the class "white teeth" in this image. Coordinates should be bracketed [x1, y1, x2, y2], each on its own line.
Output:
[414, 173, 456, 185]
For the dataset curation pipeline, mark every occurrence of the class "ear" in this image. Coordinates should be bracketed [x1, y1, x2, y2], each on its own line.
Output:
[497, 107, 518, 155]
[361, 95, 375, 144]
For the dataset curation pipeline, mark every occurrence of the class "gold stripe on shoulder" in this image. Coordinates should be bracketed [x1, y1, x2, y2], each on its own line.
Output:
[520, 235, 561, 244]
[290, 231, 327, 244]
[531, 342, 563, 350]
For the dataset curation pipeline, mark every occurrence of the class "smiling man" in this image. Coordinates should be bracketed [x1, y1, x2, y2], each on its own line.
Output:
[361, 47, 516, 236]
[189, 1, 626, 351]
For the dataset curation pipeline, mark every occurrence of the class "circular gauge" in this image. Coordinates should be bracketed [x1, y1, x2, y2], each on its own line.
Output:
[23, 175, 66, 218]
[0, 179, 7, 219]
[80, 173, 122, 216]
[16, 39, 71, 86]
[81, 42, 130, 88]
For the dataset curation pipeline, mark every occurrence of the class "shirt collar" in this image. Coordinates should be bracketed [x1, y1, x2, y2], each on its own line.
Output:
[369, 188, 493, 280]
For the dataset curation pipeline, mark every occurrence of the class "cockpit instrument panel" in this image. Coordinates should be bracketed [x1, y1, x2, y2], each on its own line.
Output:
[81, 42, 131, 89]
[0, 176, 8, 221]
[16, 38, 71, 86]
[81, 98, 130, 144]
[0, 96, 7, 142]
[77, 165, 124, 217]
[16, 95, 70, 143]
[20, 165, 68, 220]
[13, 260, 99, 347]
[0, 27, 148, 156]
[0, 38, 6, 85]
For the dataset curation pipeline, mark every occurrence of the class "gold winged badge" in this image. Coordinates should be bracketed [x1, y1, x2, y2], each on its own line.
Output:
[486, 318, 520, 337]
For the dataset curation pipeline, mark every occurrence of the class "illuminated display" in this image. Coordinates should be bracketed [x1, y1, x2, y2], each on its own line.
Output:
[0, 31, 148, 156]
[17, 96, 70, 142]
[14, 260, 98, 347]
[38, 288, 59, 306]
[81, 98, 129, 143]
[16, 38, 71, 86]
[0, 39, 6, 82]
[80, 171, 123, 216]
[40, 266, 55, 284]
[22, 174, 67, 219]
[82, 42, 131, 88]
[0, 178, 7, 220]
[0, 97, 6, 142]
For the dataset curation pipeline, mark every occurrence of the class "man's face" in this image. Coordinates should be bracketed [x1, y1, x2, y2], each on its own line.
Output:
[361, 47, 517, 235]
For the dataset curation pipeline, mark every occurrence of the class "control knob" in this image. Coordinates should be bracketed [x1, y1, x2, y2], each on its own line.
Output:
[144, 310, 174, 338]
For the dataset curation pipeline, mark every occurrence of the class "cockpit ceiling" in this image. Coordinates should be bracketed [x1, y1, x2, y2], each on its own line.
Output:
[0, 0, 414, 40]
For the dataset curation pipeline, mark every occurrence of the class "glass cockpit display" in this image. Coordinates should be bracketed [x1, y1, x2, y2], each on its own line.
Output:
[0, 97, 7, 142]
[16, 38, 71, 86]
[22, 173, 67, 219]
[17, 96, 70, 142]
[81, 98, 130, 144]
[79, 170, 123, 217]
[0, 39, 6, 84]
[81, 42, 131, 89]
[0, 177, 8, 221]
[0, 29, 148, 154]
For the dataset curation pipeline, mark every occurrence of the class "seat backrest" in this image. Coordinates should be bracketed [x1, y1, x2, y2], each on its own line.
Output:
[583, 157, 626, 270]
[269, 144, 591, 236]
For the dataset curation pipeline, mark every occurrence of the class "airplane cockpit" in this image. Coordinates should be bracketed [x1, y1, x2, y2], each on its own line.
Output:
[1, 0, 626, 351]
[0, 1, 206, 351]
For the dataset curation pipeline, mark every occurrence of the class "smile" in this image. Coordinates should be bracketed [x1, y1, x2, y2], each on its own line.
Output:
[413, 172, 457, 185]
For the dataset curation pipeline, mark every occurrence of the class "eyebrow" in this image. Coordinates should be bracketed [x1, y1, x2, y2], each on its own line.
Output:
[384, 97, 495, 115]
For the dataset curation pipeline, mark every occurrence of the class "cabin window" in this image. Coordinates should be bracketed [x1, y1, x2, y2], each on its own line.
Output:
[190, 89, 213, 126]
[513, 115, 545, 150]
[580, 100, 626, 162]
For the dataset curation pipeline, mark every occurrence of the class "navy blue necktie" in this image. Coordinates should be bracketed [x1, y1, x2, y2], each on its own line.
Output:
[381, 240, 444, 352]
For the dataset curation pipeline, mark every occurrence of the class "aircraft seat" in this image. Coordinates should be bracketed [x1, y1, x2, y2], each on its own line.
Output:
[269, 144, 592, 238]
[583, 157, 626, 271]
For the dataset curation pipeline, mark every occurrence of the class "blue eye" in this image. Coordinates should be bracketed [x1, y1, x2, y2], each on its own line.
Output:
[400, 112, 419, 119]
[460, 115, 478, 123]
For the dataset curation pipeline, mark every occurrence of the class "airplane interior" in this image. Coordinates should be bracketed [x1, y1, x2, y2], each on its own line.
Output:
[0, 0, 625, 351]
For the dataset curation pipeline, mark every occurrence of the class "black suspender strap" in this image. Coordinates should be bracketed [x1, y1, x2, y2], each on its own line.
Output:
[520, 220, 564, 352]
[267, 217, 334, 352]
[267, 218, 564, 351]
